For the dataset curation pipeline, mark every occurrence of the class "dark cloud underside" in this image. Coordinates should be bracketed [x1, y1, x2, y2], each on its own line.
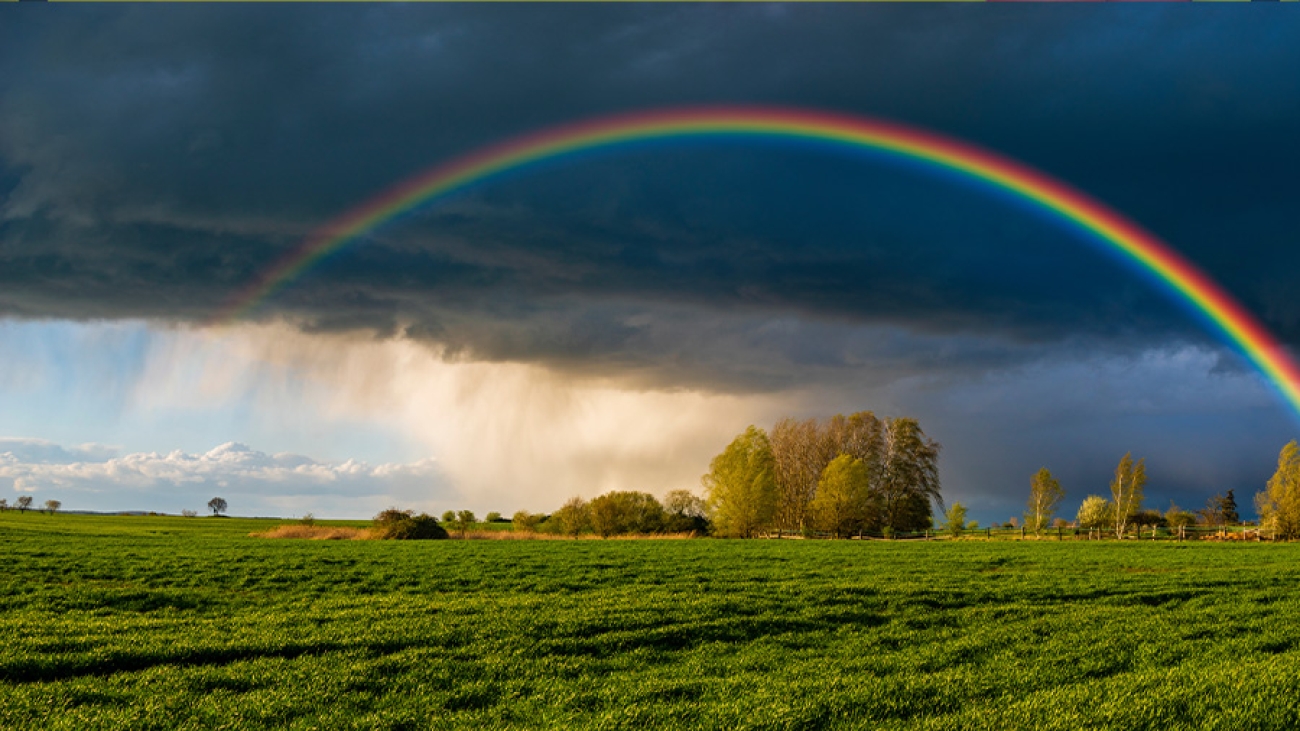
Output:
[1, 5, 1298, 389]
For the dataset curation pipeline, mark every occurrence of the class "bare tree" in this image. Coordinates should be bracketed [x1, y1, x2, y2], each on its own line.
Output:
[770, 417, 821, 535]
[0, 498, 8, 511]
[207, 497, 228, 516]
[43, 500, 61, 515]
[16, 496, 33, 513]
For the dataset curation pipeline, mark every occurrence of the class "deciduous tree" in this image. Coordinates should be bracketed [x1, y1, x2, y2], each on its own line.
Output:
[511, 510, 542, 533]
[1077, 495, 1113, 531]
[663, 489, 708, 533]
[879, 418, 941, 532]
[1024, 468, 1064, 535]
[552, 497, 590, 539]
[1109, 453, 1146, 538]
[207, 497, 228, 516]
[703, 426, 777, 538]
[43, 500, 61, 515]
[808, 455, 876, 538]
[1257, 440, 1300, 539]
[452, 510, 477, 538]
[770, 417, 827, 535]
[588, 491, 665, 537]
[940, 502, 968, 538]
[16, 496, 33, 513]
[1164, 503, 1196, 528]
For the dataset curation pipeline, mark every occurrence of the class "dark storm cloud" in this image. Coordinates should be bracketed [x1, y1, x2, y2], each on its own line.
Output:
[2, 4, 1299, 388]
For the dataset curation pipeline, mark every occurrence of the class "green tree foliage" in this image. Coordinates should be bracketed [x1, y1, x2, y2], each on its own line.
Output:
[1024, 468, 1064, 535]
[771, 412, 887, 535]
[1077, 495, 1113, 530]
[207, 497, 227, 516]
[662, 489, 708, 533]
[485, 511, 503, 523]
[703, 425, 778, 538]
[551, 497, 590, 538]
[767, 412, 940, 535]
[1109, 453, 1146, 538]
[1257, 440, 1300, 539]
[808, 455, 877, 538]
[452, 510, 477, 538]
[940, 502, 968, 538]
[1129, 509, 1165, 529]
[588, 491, 666, 537]
[879, 418, 941, 532]
[372, 509, 448, 540]
[511, 510, 542, 533]
[441, 510, 456, 524]
[1164, 503, 1196, 528]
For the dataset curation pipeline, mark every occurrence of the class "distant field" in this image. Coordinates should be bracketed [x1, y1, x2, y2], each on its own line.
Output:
[3, 513, 1299, 730]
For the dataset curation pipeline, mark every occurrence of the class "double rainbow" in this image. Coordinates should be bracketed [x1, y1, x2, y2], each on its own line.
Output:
[214, 106, 1300, 419]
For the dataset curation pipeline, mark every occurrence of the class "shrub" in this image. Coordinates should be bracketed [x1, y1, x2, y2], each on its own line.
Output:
[512, 511, 542, 533]
[373, 508, 449, 540]
[940, 503, 967, 538]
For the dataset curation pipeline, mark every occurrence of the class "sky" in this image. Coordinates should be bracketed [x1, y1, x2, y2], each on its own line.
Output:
[1, 5, 1297, 521]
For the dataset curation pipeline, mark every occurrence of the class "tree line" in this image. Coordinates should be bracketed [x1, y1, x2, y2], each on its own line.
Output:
[940, 440, 1300, 540]
[701, 413, 942, 538]
[0, 497, 60, 514]
[455, 412, 943, 540]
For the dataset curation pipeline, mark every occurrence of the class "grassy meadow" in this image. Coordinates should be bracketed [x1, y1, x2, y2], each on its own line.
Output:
[3, 512, 1300, 730]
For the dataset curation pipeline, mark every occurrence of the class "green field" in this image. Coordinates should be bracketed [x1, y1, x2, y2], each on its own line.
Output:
[3, 512, 1299, 730]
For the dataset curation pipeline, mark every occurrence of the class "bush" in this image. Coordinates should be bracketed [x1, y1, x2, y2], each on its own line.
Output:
[512, 511, 542, 533]
[372, 509, 449, 540]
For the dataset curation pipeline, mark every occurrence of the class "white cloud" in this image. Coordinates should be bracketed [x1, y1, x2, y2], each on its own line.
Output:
[0, 437, 120, 465]
[0, 439, 449, 518]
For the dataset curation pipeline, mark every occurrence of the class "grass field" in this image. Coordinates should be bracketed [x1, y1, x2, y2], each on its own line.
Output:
[3, 512, 1299, 730]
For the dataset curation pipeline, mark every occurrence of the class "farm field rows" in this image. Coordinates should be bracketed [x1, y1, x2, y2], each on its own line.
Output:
[2, 513, 1299, 730]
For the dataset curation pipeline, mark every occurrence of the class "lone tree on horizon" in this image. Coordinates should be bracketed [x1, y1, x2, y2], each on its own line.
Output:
[15, 496, 33, 513]
[43, 500, 61, 515]
[1110, 453, 1146, 539]
[1025, 468, 1065, 535]
[207, 497, 228, 516]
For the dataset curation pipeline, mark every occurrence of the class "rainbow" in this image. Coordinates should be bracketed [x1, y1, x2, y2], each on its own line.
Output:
[214, 106, 1300, 418]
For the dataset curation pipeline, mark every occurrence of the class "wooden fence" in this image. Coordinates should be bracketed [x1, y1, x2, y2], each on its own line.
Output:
[777, 525, 1279, 541]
